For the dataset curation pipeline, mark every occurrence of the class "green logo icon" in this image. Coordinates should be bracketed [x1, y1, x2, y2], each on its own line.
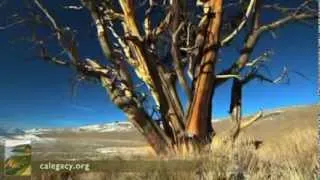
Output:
[4, 140, 31, 176]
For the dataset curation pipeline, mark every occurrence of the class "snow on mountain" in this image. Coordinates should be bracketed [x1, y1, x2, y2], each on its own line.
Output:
[0, 121, 133, 144]
[24, 128, 53, 135]
[22, 121, 134, 135]
[0, 134, 56, 143]
[78, 121, 134, 132]
[0, 127, 57, 143]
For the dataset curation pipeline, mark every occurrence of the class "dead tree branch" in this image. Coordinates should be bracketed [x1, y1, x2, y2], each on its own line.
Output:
[170, 0, 192, 102]
[221, 0, 256, 46]
[33, 0, 173, 154]
[215, 0, 317, 88]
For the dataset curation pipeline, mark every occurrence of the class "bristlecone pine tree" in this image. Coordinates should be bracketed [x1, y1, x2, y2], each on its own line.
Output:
[2, 0, 317, 155]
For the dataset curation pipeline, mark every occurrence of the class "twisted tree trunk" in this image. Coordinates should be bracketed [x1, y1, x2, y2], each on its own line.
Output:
[186, 0, 224, 142]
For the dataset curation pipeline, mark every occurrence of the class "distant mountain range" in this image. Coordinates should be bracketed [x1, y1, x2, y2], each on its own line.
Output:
[0, 122, 134, 143]
[24, 121, 134, 135]
[0, 121, 134, 138]
[77, 121, 134, 132]
[0, 104, 314, 141]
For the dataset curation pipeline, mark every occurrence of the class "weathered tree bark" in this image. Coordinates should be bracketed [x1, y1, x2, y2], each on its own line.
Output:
[156, 64, 185, 135]
[214, 2, 262, 88]
[170, 0, 192, 102]
[229, 79, 242, 141]
[215, 0, 316, 88]
[119, 0, 185, 143]
[186, 0, 224, 141]
[88, 60, 172, 155]
[82, 0, 134, 88]
[34, 0, 173, 155]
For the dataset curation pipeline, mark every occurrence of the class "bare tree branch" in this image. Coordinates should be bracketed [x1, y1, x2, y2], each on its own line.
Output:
[32, 0, 173, 154]
[259, 12, 316, 33]
[239, 111, 263, 130]
[241, 66, 289, 85]
[63, 5, 84, 10]
[152, 11, 172, 37]
[34, 0, 79, 64]
[170, 1, 192, 102]
[221, 0, 256, 46]
[81, 0, 135, 90]
[118, 0, 186, 141]
[0, 19, 25, 30]
[215, 0, 317, 88]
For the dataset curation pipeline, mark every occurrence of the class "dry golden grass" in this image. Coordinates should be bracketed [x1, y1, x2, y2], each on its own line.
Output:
[31, 127, 317, 180]
[31, 105, 318, 179]
[206, 127, 318, 180]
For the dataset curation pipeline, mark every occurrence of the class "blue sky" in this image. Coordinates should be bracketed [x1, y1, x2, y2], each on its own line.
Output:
[0, 1, 318, 129]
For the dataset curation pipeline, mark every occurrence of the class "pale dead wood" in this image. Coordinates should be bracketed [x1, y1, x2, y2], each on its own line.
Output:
[240, 111, 263, 130]
[34, 0, 79, 64]
[0, 19, 25, 30]
[221, 0, 256, 46]
[32, 0, 173, 154]
[215, 0, 316, 88]
[171, 21, 192, 102]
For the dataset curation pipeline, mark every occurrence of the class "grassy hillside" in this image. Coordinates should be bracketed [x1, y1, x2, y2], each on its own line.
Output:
[30, 105, 318, 179]
[213, 105, 318, 140]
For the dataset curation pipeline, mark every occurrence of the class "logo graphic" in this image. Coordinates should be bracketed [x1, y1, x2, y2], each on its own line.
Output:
[4, 140, 31, 176]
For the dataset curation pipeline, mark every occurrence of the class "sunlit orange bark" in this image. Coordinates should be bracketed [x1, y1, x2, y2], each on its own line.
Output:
[186, 0, 223, 140]
[119, 0, 184, 143]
